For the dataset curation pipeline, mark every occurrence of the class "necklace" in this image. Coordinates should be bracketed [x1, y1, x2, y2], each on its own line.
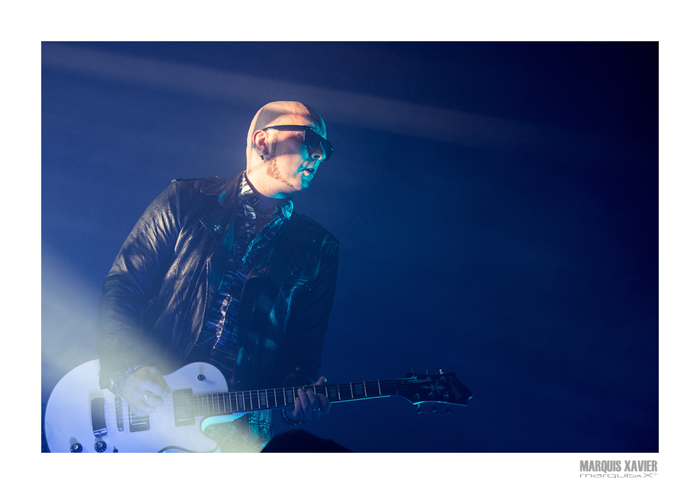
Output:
[255, 210, 276, 219]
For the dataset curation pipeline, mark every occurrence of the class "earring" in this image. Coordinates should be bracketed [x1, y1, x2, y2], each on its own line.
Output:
[260, 154, 265, 160]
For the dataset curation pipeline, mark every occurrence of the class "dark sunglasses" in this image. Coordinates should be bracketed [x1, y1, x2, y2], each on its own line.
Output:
[263, 125, 334, 162]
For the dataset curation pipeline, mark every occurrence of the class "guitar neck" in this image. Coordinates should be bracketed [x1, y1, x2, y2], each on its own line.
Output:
[189, 378, 408, 417]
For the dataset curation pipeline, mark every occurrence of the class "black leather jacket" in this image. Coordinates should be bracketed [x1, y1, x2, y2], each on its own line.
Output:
[96, 173, 339, 391]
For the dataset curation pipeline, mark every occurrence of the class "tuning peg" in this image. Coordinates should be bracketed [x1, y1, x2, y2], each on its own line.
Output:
[415, 405, 423, 414]
[445, 406, 453, 415]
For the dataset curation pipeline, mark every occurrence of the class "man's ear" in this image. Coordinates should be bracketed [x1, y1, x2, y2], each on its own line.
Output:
[252, 129, 268, 156]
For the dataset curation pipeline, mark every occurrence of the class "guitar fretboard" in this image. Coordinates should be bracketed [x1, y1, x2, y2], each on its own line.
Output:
[186, 379, 404, 417]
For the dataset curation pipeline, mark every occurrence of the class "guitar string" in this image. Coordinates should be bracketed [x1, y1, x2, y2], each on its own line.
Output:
[98, 378, 433, 418]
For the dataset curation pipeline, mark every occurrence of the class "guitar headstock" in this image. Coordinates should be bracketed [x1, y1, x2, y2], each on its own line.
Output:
[395, 371, 473, 409]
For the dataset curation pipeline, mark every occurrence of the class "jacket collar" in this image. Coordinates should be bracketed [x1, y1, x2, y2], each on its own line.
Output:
[199, 172, 242, 209]
[198, 171, 294, 240]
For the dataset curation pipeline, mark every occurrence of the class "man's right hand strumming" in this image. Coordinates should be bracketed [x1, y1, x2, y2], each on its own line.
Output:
[120, 367, 172, 416]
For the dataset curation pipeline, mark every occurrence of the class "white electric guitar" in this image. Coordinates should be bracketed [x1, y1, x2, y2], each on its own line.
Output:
[44, 360, 473, 453]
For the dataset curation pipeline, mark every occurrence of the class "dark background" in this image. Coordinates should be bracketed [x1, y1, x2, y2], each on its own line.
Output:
[41, 41, 658, 453]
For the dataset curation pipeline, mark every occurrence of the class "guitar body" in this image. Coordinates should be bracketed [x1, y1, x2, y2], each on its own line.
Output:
[45, 360, 473, 453]
[45, 360, 237, 453]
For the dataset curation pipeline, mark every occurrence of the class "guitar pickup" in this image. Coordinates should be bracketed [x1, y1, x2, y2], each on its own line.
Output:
[91, 398, 107, 438]
[128, 407, 150, 432]
[173, 388, 195, 426]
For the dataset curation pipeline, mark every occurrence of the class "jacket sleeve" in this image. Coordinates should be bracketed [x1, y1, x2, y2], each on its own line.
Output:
[277, 235, 340, 387]
[96, 181, 185, 389]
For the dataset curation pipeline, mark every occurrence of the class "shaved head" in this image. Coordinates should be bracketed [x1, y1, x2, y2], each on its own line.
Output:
[246, 101, 326, 165]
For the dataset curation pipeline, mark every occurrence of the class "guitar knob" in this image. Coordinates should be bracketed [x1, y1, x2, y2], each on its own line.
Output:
[445, 406, 453, 414]
[431, 405, 438, 413]
[415, 405, 423, 414]
[94, 440, 107, 453]
[70, 443, 83, 453]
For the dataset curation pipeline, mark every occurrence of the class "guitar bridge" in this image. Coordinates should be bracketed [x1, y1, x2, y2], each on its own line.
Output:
[114, 395, 124, 432]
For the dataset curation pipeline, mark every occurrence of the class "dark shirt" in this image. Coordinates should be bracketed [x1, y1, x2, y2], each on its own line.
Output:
[191, 173, 293, 382]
